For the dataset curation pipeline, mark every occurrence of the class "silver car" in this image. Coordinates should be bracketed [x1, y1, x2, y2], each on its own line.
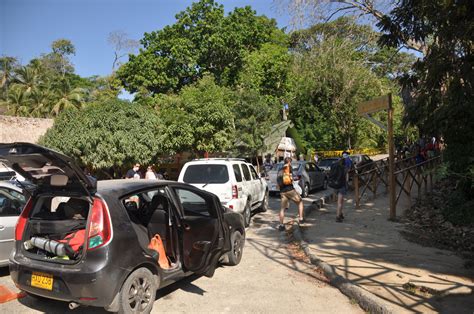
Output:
[0, 181, 27, 267]
[266, 161, 327, 197]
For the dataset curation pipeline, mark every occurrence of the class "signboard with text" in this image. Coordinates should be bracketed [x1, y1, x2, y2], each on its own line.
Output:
[357, 95, 390, 115]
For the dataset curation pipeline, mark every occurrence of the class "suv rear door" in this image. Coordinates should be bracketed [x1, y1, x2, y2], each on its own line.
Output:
[171, 186, 225, 276]
[179, 163, 231, 202]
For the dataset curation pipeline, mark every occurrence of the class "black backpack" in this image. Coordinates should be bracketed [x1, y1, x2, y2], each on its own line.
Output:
[328, 161, 345, 189]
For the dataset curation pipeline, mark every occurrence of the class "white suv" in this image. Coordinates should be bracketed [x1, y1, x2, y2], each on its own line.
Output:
[178, 158, 268, 227]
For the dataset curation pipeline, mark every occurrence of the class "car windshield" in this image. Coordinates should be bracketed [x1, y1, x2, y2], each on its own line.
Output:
[319, 159, 337, 167]
[182, 164, 229, 184]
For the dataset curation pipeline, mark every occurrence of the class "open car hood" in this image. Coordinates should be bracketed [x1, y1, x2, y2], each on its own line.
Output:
[0, 143, 96, 195]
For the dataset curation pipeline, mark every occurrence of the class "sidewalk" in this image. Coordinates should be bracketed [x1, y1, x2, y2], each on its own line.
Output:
[300, 193, 474, 313]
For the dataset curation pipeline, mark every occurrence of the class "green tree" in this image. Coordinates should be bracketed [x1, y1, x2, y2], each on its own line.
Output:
[0, 56, 19, 100]
[4, 85, 32, 116]
[117, 0, 286, 94]
[156, 76, 235, 155]
[50, 79, 85, 116]
[288, 35, 387, 150]
[232, 88, 280, 156]
[378, 0, 473, 223]
[14, 66, 40, 93]
[238, 43, 291, 98]
[40, 99, 163, 177]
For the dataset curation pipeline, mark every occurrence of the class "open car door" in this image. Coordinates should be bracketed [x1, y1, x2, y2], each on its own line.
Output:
[0, 143, 96, 196]
[170, 186, 225, 277]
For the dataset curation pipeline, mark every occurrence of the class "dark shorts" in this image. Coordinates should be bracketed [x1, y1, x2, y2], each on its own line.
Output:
[335, 185, 347, 195]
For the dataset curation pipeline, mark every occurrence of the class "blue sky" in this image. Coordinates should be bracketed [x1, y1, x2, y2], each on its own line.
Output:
[1, 0, 290, 78]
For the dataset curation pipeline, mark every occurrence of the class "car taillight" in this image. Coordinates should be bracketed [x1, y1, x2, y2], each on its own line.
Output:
[232, 185, 238, 199]
[15, 197, 33, 241]
[87, 198, 112, 250]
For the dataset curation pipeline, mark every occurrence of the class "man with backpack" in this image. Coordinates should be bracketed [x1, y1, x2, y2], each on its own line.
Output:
[328, 152, 351, 222]
[277, 157, 304, 231]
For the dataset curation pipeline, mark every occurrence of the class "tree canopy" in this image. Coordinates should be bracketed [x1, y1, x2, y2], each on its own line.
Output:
[117, 0, 287, 95]
[155, 76, 235, 155]
[40, 99, 163, 177]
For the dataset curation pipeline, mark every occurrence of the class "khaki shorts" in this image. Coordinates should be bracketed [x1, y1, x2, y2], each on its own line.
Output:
[280, 189, 302, 210]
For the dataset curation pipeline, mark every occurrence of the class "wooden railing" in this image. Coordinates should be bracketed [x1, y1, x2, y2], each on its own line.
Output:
[353, 156, 442, 212]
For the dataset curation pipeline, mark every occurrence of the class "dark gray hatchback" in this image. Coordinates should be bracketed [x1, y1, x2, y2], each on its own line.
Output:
[0, 143, 245, 313]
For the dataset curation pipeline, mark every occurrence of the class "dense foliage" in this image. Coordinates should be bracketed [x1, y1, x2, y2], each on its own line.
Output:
[2, 0, 429, 177]
[40, 99, 163, 177]
[286, 17, 415, 150]
[0, 40, 119, 118]
[378, 0, 473, 223]
[117, 0, 287, 95]
[154, 76, 235, 155]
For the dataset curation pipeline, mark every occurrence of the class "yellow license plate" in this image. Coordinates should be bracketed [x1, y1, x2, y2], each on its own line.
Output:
[31, 272, 53, 291]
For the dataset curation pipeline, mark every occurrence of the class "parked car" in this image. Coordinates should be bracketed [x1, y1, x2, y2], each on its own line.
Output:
[178, 158, 268, 227]
[0, 143, 245, 313]
[267, 161, 327, 198]
[0, 181, 27, 267]
[317, 158, 339, 173]
[350, 154, 375, 172]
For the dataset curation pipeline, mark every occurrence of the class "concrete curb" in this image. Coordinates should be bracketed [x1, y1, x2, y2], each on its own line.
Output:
[292, 192, 396, 314]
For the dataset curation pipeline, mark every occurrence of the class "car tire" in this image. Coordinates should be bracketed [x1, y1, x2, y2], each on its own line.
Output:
[227, 230, 244, 266]
[243, 202, 251, 227]
[118, 268, 157, 314]
[259, 191, 269, 212]
[302, 183, 309, 198]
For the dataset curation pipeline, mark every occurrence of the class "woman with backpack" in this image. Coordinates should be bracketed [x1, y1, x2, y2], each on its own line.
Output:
[277, 157, 304, 231]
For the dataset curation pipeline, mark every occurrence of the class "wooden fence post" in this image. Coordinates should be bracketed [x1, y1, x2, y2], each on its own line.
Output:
[354, 173, 360, 209]
[388, 93, 396, 220]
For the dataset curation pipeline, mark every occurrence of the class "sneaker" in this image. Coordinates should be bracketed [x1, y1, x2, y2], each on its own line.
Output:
[298, 218, 305, 224]
[336, 216, 343, 223]
[278, 224, 285, 231]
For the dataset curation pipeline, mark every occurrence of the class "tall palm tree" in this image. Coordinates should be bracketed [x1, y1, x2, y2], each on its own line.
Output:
[0, 57, 18, 100]
[30, 88, 54, 118]
[14, 66, 40, 93]
[51, 79, 85, 116]
[5, 85, 32, 116]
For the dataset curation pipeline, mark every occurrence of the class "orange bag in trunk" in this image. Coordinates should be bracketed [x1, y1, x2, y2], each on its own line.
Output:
[148, 234, 170, 269]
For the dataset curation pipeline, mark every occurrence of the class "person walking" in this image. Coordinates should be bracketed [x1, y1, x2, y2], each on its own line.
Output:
[328, 152, 350, 222]
[277, 157, 304, 231]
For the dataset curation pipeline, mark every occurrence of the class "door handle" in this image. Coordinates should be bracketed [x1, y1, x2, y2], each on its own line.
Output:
[0, 225, 5, 231]
[183, 223, 191, 231]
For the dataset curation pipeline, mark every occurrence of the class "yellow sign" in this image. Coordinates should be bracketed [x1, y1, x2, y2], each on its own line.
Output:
[357, 95, 390, 115]
[31, 272, 53, 290]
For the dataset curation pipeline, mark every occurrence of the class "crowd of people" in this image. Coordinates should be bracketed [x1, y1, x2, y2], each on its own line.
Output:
[397, 136, 442, 164]
[125, 163, 168, 180]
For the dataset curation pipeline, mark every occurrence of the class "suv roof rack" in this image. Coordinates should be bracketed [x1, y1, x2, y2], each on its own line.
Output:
[192, 158, 247, 162]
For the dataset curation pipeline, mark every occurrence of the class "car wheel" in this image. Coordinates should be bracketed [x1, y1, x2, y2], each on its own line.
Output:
[259, 190, 269, 212]
[227, 230, 244, 266]
[302, 183, 309, 198]
[118, 268, 157, 314]
[323, 178, 328, 190]
[243, 202, 251, 227]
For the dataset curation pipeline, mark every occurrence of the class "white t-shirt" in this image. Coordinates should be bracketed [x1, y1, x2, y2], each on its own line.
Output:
[145, 171, 157, 180]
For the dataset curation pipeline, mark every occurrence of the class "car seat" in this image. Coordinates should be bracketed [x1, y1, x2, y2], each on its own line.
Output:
[146, 195, 170, 250]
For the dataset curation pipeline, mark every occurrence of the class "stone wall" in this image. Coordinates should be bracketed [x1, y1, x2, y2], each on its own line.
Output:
[0, 115, 54, 144]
